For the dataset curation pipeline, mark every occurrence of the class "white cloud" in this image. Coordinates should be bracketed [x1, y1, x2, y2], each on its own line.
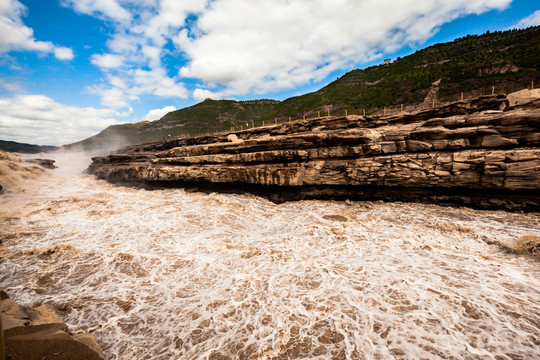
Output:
[86, 85, 136, 108]
[513, 10, 540, 29]
[0, 0, 74, 59]
[91, 53, 125, 68]
[60, 0, 131, 23]
[143, 0, 206, 46]
[0, 94, 129, 146]
[0, 77, 25, 92]
[87, 68, 189, 108]
[128, 68, 188, 98]
[177, 0, 511, 98]
[60, 0, 206, 108]
[193, 88, 217, 102]
[142, 105, 176, 121]
[66, 0, 511, 106]
[53, 46, 74, 60]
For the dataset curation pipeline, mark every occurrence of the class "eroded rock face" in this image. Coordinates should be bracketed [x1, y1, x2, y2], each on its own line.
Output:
[88, 95, 540, 211]
[1, 292, 105, 360]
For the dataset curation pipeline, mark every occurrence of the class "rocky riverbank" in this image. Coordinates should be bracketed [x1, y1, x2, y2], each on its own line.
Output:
[1, 291, 104, 360]
[88, 92, 540, 211]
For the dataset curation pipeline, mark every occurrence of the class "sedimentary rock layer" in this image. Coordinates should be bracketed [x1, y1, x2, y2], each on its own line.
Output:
[88, 95, 540, 210]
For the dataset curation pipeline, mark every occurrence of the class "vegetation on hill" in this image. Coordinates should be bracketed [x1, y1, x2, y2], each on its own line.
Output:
[0, 140, 58, 154]
[66, 26, 540, 150]
[273, 26, 539, 116]
[65, 99, 279, 151]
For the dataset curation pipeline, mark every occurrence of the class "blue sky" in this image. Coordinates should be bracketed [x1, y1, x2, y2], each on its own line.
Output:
[0, 0, 539, 146]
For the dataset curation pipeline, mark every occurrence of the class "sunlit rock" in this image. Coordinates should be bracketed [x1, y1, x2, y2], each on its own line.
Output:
[89, 94, 540, 211]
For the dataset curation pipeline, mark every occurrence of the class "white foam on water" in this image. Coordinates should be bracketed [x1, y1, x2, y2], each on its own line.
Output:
[1, 160, 539, 359]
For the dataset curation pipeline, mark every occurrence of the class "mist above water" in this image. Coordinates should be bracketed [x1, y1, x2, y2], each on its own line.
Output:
[1, 154, 539, 359]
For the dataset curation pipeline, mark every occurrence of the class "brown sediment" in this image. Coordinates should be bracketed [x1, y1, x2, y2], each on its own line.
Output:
[510, 234, 540, 255]
[1, 147, 539, 359]
[0, 151, 47, 192]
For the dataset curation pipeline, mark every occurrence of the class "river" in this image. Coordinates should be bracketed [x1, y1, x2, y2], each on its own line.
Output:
[1, 152, 539, 359]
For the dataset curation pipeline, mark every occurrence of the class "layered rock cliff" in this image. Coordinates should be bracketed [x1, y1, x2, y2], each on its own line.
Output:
[88, 93, 540, 211]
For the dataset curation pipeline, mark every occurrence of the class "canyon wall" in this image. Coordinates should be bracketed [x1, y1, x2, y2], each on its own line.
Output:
[88, 94, 540, 211]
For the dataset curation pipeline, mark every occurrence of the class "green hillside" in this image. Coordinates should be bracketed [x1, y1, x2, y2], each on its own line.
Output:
[65, 99, 279, 150]
[273, 27, 539, 117]
[66, 26, 540, 150]
[0, 140, 59, 154]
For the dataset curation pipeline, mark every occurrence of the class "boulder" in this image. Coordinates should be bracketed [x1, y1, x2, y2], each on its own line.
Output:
[507, 89, 540, 107]
[227, 134, 243, 143]
[1, 294, 105, 359]
[1, 299, 29, 329]
[74, 333, 106, 359]
[5, 324, 103, 360]
[31, 304, 65, 326]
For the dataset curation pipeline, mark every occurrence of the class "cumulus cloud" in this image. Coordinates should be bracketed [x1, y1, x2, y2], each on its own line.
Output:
[193, 88, 217, 102]
[513, 10, 540, 28]
[78, 1, 196, 108]
[86, 85, 135, 108]
[178, 0, 511, 97]
[66, 0, 511, 106]
[129, 68, 189, 98]
[142, 105, 176, 121]
[0, 94, 129, 145]
[0, 0, 74, 60]
[60, 0, 131, 23]
[53, 46, 74, 60]
[87, 68, 189, 108]
[91, 53, 125, 68]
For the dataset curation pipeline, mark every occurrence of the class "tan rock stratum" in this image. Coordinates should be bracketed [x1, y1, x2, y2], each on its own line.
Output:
[89, 94, 540, 211]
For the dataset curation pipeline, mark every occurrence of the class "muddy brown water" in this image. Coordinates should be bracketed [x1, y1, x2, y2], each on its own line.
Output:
[1, 153, 539, 359]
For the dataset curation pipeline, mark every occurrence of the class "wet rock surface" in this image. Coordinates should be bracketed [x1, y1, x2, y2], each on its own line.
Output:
[89, 94, 540, 211]
[25, 158, 57, 169]
[1, 292, 104, 359]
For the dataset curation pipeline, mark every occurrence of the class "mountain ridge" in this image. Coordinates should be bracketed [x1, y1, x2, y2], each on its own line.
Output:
[0, 139, 59, 154]
[64, 26, 540, 151]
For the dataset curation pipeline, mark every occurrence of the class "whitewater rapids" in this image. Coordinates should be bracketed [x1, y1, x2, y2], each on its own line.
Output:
[1, 152, 539, 359]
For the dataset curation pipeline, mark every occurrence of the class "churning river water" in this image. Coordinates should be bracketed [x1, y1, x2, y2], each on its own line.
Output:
[1, 153, 539, 359]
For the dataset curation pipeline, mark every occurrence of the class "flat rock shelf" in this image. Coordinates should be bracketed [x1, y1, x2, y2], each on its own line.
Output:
[88, 94, 540, 211]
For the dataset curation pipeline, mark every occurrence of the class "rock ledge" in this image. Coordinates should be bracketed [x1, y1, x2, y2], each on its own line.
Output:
[89, 94, 540, 211]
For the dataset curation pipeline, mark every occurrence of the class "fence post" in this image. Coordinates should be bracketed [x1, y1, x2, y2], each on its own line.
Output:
[363, 109, 365, 116]
[384, 107, 386, 115]
[274, 118, 277, 125]
[432, 99, 435, 108]
[345, 109, 348, 117]
[532, 81, 535, 90]
[461, 92, 463, 101]
[318, 111, 320, 118]
[289, 117, 291, 123]
[401, 104, 403, 112]
[262, 120, 265, 127]
[492, 85, 495, 95]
